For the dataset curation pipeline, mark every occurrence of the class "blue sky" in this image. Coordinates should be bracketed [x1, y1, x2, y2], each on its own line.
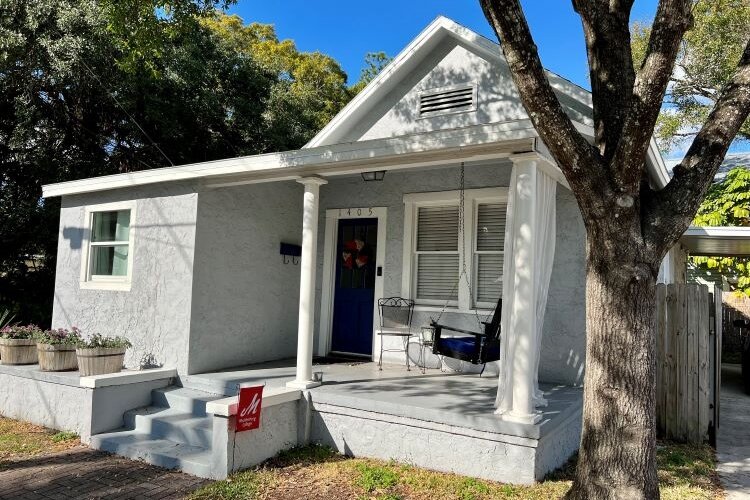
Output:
[229, 0, 748, 158]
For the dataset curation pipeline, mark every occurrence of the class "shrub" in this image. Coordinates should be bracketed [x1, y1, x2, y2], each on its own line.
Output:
[35, 327, 83, 346]
[76, 333, 132, 349]
[0, 324, 42, 340]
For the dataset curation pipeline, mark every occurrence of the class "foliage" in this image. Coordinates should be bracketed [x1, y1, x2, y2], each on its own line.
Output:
[0, 325, 42, 340]
[34, 327, 83, 346]
[200, 13, 356, 149]
[50, 431, 79, 443]
[692, 166, 750, 295]
[0, 310, 15, 330]
[0, 2, 367, 326]
[76, 333, 132, 349]
[0, 417, 79, 461]
[349, 51, 393, 94]
[632, 0, 750, 151]
[190, 442, 719, 500]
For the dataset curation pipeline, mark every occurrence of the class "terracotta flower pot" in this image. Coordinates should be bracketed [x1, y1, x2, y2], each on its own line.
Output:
[36, 343, 78, 372]
[76, 347, 126, 376]
[0, 338, 38, 365]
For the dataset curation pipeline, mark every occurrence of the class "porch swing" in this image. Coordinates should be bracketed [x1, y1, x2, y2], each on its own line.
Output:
[430, 163, 503, 368]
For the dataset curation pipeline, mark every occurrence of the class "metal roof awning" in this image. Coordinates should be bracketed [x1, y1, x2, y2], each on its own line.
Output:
[680, 226, 750, 257]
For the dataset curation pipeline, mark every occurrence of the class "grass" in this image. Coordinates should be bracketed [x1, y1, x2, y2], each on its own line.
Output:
[0, 416, 80, 462]
[190, 441, 722, 500]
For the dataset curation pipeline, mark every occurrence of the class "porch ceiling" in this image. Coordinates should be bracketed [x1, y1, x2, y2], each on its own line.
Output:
[680, 226, 750, 257]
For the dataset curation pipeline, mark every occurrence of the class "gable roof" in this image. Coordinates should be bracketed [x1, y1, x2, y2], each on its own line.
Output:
[305, 16, 593, 148]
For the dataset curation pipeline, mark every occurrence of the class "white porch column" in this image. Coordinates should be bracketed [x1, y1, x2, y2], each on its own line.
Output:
[287, 176, 327, 390]
[501, 154, 542, 424]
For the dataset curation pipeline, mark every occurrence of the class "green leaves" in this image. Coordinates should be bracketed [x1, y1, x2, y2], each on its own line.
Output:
[632, 0, 750, 152]
[692, 166, 750, 296]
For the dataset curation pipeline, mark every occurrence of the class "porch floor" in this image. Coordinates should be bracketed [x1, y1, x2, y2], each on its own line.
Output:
[182, 359, 582, 440]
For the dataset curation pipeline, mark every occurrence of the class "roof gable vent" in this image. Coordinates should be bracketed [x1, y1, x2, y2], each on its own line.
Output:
[418, 84, 477, 117]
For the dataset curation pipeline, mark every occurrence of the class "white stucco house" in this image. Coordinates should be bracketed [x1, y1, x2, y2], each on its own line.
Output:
[3, 16, 731, 483]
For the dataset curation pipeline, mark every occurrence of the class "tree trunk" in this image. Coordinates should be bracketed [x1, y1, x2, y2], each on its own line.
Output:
[567, 230, 660, 500]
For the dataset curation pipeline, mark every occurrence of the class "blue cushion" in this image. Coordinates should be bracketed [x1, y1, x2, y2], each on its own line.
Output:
[440, 337, 500, 360]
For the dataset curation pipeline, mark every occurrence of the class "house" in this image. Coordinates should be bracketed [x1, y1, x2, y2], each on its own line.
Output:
[0, 16, 687, 483]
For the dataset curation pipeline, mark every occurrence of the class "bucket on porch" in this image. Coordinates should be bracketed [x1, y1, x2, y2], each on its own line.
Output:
[0, 338, 38, 365]
[37, 343, 78, 371]
[76, 347, 126, 376]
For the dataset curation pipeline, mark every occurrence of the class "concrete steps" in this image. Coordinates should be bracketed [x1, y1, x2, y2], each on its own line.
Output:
[89, 385, 224, 479]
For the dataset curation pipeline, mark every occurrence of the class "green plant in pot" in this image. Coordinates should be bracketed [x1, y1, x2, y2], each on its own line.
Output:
[35, 327, 83, 372]
[75, 334, 132, 376]
[0, 325, 42, 365]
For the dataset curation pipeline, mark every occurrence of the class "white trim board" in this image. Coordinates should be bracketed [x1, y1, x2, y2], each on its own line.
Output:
[318, 207, 387, 359]
[79, 200, 137, 292]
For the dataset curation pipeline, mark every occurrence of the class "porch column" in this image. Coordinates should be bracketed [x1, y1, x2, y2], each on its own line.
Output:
[287, 176, 327, 390]
[500, 154, 542, 424]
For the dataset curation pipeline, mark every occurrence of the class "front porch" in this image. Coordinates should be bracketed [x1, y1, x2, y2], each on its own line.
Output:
[178, 359, 583, 483]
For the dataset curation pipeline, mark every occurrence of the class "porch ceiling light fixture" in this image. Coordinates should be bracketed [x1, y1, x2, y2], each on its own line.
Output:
[361, 170, 386, 182]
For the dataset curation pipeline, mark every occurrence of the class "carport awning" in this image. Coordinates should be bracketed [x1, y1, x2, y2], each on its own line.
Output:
[680, 226, 750, 257]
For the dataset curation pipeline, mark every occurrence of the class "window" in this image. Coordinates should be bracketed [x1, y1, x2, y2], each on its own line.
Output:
[403, 188, 507, 311]
[80, 203, 135, 290]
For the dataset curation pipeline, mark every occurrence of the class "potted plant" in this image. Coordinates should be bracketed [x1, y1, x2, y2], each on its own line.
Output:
[75, 334, 132, 376]
[0, 325, 42, 365]
[35, 327, 83, 372]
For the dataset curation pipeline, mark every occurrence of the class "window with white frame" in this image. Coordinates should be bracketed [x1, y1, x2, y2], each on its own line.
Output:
[81, 204, 134, 288]
[403, 188, 507, 311]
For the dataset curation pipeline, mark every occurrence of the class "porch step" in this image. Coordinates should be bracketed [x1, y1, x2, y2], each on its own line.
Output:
[151, 386, 225, 415]
[90, 430, 215, 479]
[90, 385, 226, 479]
[123, 406, 213, 448]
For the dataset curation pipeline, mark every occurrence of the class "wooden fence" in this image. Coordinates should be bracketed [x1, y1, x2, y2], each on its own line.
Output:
[655, 283, 720, 444]
[722, 292, 750, 362]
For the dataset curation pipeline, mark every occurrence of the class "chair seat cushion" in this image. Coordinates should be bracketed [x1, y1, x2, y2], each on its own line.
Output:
[439, 337, 500, 360]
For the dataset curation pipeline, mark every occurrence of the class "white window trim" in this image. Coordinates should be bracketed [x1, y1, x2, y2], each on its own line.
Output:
[79, 201, 136, 292]
[401, 187, 507, 313]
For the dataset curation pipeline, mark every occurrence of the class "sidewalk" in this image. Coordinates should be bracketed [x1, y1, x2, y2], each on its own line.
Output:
[717, 364, 750, 499]
[0, 446, 207, 500]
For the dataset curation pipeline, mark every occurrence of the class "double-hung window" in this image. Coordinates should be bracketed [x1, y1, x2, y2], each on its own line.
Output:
[403, 188, 507, 311]
[81, 202, 135, 290]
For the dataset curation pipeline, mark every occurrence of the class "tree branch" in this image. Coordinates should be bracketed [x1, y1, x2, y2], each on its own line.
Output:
[572, 0, 636, 161]
[611, 0, 693, 192]
[479, 0, 605, 216]
[645, 39, 750, 253]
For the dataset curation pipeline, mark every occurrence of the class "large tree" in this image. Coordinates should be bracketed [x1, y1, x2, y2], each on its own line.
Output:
[479, 1, 750, 498]
[0, 1, 359, 325]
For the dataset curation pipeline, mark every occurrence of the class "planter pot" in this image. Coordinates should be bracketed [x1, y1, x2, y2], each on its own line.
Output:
[0, 338, 38, 365]
[36, 343, 78, 372]
[76, 347, 126, 376]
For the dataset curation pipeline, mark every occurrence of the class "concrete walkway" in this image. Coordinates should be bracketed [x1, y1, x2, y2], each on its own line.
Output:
[0, 446, 207, 499]
[717, 364, 750, 499]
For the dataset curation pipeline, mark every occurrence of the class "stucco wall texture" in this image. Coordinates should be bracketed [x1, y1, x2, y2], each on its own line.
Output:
[188, 182, 303, 374]
[52, 183, 199, 373]
[50, 163, 585, 384]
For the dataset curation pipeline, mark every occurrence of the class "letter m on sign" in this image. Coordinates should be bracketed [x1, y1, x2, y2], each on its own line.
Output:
[236, 385, 264, 432]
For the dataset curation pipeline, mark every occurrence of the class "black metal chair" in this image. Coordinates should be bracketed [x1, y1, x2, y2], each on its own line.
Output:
[431, 296, 502, 372]
[376, 297, 415, 370]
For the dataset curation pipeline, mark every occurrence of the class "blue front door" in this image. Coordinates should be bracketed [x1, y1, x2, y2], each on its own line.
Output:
[330, 218, 378, 356]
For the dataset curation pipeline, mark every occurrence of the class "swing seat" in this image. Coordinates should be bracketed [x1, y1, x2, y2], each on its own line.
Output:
[431, 296, 502, 365]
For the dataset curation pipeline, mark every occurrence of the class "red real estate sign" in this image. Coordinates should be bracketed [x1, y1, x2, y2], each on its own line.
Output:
[236, 385, 264, 432]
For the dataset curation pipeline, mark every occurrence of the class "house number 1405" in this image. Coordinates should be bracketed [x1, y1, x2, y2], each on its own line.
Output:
[339, 208, 373, 217]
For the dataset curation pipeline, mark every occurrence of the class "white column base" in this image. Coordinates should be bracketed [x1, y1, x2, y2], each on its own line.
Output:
[286, 380, 322, 390]
[497, 409, 543, 425]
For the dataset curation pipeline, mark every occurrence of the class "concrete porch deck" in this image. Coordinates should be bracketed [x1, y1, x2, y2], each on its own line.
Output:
[182, 359, 582, 440]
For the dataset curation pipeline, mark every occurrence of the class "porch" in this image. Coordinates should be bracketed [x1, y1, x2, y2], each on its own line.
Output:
[180, 359, 583, 483]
